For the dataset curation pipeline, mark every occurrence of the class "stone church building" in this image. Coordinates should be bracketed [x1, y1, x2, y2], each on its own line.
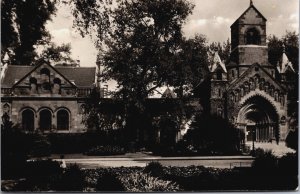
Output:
[206, 1, 296, 142]
[1, 1, 297, 144]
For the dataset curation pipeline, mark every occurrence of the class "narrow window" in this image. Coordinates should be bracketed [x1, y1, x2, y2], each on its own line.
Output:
[216, 70, 222, 80]
[57, 109, 69, 130]
[40, 109, 52, 130]
[22, 109, 34, 131]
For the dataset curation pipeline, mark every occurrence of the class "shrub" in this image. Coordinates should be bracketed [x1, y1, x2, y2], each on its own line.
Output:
[14, 159, 63, 191]
[285, 129, 298, 151]
[85, 145, 125, 156]
[96, 172, 124, 191]
[278, 153, 298, 175]
[48, 131, 125, 154]
[119, 172, 181, 192]
[182, 114, 241, 155]
[28, 133, 51, 157]
[251, 149, 278, 174]
[144, 161, 164, 177]
[53, 164, 86, 191]
[24, 159, 63, 178]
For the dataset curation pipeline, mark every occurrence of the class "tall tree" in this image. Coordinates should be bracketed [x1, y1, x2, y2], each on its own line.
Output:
[64, 0, 112, 47]
[97, 0, 194, 143]
[1, 0, 57, 65]
[168, 34, 209, 98]
[40, 43, 77, 66]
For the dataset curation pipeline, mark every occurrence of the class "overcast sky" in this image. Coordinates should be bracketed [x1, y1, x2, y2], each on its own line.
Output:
[46, 0, 299, 67]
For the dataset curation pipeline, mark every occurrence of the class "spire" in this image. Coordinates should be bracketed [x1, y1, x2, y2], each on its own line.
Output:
[282, 43, 286, 53]
[276, 44, 295, 73]
[250, 0, 253, 6]
[209, 50, 227, 73]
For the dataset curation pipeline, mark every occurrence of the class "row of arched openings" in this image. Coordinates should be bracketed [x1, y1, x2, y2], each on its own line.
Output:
[22, 108, 69, 131]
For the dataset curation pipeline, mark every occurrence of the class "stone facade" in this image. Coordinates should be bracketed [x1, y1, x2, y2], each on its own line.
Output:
[208, 2, 296, 142]
[1, 60, 96, 133]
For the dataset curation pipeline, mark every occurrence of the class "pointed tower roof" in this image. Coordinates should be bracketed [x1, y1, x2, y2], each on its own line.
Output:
[231, 0, 267, 27]
[277, 45, 295, 73]
[209, 51, 227, 73]
[161, 87, 176, 98]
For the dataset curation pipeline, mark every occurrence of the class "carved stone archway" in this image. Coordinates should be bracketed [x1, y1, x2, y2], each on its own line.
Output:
[236, 95, 279, 142]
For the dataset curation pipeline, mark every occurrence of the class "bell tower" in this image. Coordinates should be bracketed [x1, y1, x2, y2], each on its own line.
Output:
[227, 0, 273, 80]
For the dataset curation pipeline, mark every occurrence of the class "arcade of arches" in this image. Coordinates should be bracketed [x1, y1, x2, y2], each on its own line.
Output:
[21, 108, 70, 131]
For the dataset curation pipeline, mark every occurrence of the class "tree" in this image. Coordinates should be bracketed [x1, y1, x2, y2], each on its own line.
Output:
[168, 34, 209, 98]
[82, 88, 125, 131]
[267, 31, 299, 71]
[96, 0, 194, 143]
[63, 0, 112, 47]
[208, 39, 231, 63]
[40, 43, 77, 66]
[1, 0, 57, 65]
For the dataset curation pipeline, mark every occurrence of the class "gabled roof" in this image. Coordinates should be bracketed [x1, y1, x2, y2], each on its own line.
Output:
[208, 51, 227, 73]
[231, 2, 267, 27]
[227, 63, 286, 92]
[276, 48, 295, 73]
[1, 60, 96, 88]
[1, 66, 34, 87]
[56, 67, 96, 87]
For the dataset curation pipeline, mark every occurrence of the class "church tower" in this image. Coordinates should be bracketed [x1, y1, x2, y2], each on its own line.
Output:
[227, 0, 275, 81]
[224, 1, 289, 142]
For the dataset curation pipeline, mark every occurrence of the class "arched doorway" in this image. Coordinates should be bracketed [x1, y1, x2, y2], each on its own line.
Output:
[57, 109, 69, 130]
[22, 109, 35, 131]
[236, 96, 279, 142]
[40, 109, 52, 131]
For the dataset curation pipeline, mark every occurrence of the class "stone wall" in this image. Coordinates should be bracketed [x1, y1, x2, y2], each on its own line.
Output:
[3, 99, 86, 133]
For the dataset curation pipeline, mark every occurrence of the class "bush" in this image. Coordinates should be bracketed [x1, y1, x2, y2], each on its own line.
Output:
[53, 164, 86, 191]
[182, 114, 241, 155]
[285, 129, 298, 151]
[119, 172, 181, 192]
[24, 159, 63, 178]
[251, 149, 278, 174]
[14, 159, 63, 191]
[85, 145, 125, 156]
[27, 133, 51, 157]
[278, 153, 298, 175]
[48, 132, 125, 154]
[96, 172, 124, 191]
[144, 161, 164, 177]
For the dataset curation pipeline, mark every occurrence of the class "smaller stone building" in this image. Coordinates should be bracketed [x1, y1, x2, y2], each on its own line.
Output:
[1, 60, 96, 132]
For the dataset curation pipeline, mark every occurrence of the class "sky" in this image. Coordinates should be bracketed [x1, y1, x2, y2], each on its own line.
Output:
[46, 0, 299, 68]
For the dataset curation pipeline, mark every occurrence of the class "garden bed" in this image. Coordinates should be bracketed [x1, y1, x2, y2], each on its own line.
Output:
[2, 152, 298, 192]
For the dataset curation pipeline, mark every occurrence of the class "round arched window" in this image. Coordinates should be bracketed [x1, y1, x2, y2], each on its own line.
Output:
[245, 28, 261, 45]
[57, 109, 69, 130]
[22, 109, 35, 131]
[39, 109, 52, 130]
